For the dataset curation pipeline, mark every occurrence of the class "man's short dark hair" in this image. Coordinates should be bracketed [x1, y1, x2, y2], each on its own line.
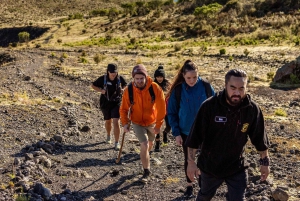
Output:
[225, 69, 247, 84]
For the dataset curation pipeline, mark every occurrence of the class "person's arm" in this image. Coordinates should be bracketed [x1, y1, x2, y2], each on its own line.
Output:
[249, 104, 270, 181]
[120, 76, 128, 88]
[259, 149, 270, 181]
[187, 147, 200, 182]
[91, 76, 106, 94]
[167, 89, 181, 137]
[91, 84, 106, 94]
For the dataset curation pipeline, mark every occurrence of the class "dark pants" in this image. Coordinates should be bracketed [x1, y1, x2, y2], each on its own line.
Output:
[155, 115, 171, 140]
[196, 170, 247, 201]
[163, 115, 171, 134]
[181, 133, 192, 183]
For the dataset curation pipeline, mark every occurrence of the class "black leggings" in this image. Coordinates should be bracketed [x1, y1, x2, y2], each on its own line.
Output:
[156, 115, 171, 140]
[163, 115, 171, 134]
[181, 133, 192, 183]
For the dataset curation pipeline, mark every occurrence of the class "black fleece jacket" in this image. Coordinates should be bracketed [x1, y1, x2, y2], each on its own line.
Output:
[186, 89, 269, 178]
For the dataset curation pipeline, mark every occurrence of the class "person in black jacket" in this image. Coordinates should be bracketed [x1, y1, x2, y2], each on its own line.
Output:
[153, 65, 171, 152]
[92, 63, 127, 150]
[186, 69, 270, 201]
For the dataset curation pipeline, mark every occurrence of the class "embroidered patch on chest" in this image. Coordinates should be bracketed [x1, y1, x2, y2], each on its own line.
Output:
[241, 123, 249, 132]
[215, 116, 227, 123]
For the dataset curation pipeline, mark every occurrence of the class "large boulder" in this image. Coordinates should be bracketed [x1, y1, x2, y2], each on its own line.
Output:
[274, 57, 300, 83]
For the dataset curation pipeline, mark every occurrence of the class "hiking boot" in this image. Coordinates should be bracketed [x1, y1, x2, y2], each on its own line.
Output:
[142, 169, 151, 179]
[154, 141, 160, 152]
[106, 135, 111, 144]
[141, 169, 151, 183]
[184, 186, 193, 198]
[115, 142, 120, 150]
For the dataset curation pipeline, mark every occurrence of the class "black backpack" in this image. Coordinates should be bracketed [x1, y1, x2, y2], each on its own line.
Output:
[128, 82, 155, 105]
[103, 74, 121, 101]
[175, 78, 213, 108]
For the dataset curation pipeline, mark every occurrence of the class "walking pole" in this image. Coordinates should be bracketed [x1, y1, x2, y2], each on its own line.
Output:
[115, 131, 126, 164]
[116, 102, 132, 164]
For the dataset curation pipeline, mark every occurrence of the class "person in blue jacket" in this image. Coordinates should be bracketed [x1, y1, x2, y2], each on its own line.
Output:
[167, 60, 215, 198]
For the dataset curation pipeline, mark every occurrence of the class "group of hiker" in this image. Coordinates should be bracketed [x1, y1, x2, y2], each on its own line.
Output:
[91, 61, 270, 201]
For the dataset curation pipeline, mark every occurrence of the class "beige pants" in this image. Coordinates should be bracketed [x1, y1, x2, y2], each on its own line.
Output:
[132, 123, 156, 143]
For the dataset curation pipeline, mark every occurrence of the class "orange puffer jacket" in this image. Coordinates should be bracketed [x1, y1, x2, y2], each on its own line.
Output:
[120, 77, 166, 129]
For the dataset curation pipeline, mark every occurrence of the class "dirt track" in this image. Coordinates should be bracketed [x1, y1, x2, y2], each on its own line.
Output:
[0, 48, 300, 200]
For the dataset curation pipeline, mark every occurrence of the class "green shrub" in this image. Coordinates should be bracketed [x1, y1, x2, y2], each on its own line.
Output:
[79, 57, 88, 64]
[90, 9, 108, 16]
[229, 55, 233, 61]
[15, 194, 29, 201]
[243, 49, 250, 56]
[61, 53, 68, 58]
[93, 54, 106, 64]
[267, 72, 275, 80]
[18, 32, 30, 43]
[9, 42, 17, 47]
[194, 3, 222, 19]
[147, 0, 163, 10]
[290, 73, 300, 84]
[68, 13, 83, 20]
[274, 108, 287, 117]
[219, 48, 226, 55]
[121, 3, 136, 16]
[174, 44, 182, 51]
[57, 39, 62, 43]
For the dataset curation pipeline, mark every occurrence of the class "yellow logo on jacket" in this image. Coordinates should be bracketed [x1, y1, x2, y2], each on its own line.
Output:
[241, 123, 249, 132]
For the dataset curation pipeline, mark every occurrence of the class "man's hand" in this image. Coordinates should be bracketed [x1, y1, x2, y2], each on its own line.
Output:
[123, 124, 130, 133]
[260, 165, 270, 181]
[154, 127, 160, 134]
[187, 160, 201, 182]
[175, 136, 182, 146]
[100, 88, 106, 94]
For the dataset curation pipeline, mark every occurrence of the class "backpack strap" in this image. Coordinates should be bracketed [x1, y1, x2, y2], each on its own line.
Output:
[103, 74, 107, 89]
[201, 78, 213, 98]
[128, 82, 156, 105]
[148, 84, 155, 103]
[128, 82, 134, 105]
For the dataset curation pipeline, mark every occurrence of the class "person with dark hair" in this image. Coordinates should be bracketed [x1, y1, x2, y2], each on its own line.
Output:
[120, 64, 166, 181]
[91, 63, 127, 150]
[186, 69, 270, 201]
[167, 60, 215, 198]
[153, 65, 171, 152]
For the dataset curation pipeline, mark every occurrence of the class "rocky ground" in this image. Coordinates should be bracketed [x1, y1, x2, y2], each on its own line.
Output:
[0, 48, 300, 201]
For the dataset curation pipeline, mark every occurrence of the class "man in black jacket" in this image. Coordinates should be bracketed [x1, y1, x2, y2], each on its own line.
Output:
[186, 69, 270, 201]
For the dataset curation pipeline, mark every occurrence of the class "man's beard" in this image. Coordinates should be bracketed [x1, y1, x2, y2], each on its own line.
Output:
[134, 82, 146, 89]
[225, 89, 242, 106]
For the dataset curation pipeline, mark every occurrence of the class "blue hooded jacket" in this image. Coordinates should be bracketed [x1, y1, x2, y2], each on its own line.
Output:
[167, 77, 215, 137]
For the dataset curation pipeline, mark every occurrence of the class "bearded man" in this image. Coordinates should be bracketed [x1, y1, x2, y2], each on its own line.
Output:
[186, 69, 270, 201]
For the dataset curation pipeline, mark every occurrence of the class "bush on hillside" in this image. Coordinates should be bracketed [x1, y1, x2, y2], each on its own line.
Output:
[194, 3, 222, 19]
[90, 9, 108, 16]
[18, 32, 30, 43]
[219, 48, 226, 55]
